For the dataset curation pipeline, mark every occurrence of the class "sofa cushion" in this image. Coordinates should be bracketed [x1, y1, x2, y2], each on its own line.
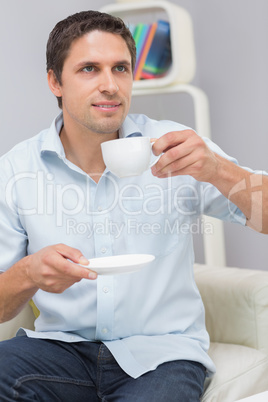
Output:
[202, 342, 268, 402]
[194, 264, 268, 354]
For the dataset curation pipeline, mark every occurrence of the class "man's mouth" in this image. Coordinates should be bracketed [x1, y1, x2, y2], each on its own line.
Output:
[92, 102, 121, 111]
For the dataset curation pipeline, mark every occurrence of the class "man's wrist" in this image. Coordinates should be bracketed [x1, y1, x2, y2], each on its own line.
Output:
[15, 255, 39, 294]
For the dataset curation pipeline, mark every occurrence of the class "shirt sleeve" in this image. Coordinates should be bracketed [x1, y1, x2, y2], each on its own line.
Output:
[0, 158, 28, 273]
[198, 138, 268, 225]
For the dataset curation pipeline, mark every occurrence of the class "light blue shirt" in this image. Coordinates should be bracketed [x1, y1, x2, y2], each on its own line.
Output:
[0, 113, 263, 378]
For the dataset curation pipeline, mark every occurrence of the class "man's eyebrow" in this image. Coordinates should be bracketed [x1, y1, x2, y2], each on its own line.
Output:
[74, 60, 131, 69]
[115, 60, 132, 67]
[74, 61, 100, 69]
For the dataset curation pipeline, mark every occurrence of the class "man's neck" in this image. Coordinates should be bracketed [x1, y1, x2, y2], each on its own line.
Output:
[59, 122, 118, 183]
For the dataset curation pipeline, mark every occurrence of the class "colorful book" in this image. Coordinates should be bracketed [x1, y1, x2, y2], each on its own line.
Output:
[139, 71, 166, 80]
[134, 24, 151, 76]
[132, 23, 143, 43]
[142, 20, 171, 79]
[134, 22, 158, 81]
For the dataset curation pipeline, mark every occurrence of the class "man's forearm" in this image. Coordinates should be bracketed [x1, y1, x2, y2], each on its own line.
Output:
[0, 256, 38, 323]
[210, 153, 268, 233]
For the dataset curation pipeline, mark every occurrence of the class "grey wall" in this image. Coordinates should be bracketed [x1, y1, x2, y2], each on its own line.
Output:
[1, 0, 267, 270]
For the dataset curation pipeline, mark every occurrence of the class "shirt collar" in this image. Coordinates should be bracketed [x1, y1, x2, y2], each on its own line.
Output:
[41, 112, 66, 157]
[119, 115, 143, 138]
[41, 112, 143, 157]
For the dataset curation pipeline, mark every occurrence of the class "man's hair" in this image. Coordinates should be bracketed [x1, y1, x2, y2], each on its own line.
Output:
[46, 10, 136, 108]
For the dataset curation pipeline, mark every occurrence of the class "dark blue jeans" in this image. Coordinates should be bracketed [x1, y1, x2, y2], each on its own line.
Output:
[0, 336, 206, 401]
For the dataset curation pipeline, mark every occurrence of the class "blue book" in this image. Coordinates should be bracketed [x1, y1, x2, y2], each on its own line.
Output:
[142, 20, 171, 77]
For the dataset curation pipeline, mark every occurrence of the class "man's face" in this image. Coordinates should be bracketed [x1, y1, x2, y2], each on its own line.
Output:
[50, 30, 133, 137]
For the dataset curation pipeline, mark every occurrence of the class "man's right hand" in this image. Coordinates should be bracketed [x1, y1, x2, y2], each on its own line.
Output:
[25, 243, 97, 294]
[0, 244, 97, 323]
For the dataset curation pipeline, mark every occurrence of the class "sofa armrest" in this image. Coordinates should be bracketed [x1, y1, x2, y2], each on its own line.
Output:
[0, 303, 35, 341]
[194, 264, 268, 354]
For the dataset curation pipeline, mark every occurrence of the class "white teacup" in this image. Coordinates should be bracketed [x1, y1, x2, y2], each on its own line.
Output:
[101, 137, 158, 178]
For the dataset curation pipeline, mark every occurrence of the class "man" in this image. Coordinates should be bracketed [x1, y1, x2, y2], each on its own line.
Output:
[0, 10, 267, 401]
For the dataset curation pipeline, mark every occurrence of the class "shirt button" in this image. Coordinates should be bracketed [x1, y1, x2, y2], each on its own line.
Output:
[101, 247, 107, 254]
[102, 286, 109, 293]
[98, 206, 103, 212]
[102, 328, 108, 334]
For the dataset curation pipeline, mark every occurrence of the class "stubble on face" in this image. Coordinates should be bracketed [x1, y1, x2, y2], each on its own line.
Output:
[66, 94, 128, 136]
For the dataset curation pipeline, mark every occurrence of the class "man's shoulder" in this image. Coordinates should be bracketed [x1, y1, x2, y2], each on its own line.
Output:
[0, 129, 49, 172]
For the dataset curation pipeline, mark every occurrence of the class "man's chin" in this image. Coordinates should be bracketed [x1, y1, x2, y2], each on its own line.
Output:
[90, 119, 125, 136]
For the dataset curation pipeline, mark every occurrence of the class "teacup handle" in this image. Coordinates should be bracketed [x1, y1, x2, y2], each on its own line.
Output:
[149, 142, 161, 168]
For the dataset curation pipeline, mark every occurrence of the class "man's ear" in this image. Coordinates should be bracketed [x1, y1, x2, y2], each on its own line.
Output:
[47, 70, 62, 97]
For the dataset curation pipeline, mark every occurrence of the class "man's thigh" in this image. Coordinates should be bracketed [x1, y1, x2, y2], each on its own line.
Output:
[0, 336, 99, 402]
[0, 337, 206, 401]
[98, 344, 206, 402]
[130, 359, 207, 402]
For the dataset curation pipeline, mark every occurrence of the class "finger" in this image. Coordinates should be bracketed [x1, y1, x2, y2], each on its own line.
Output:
[153, 165, 195, 179]
[154, 157, 204, 180]
[52, 244, 97, 280]
[164, 153, 197, 175]
[54, 243, 89, 266]
[59, 257, 97, 280]
[152, 143, 193, 175]
[152, 130, 192, 156]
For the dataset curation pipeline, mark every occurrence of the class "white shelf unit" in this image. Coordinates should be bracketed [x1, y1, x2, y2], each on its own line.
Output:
[100, 0, 196, 90]
[100, 1, 226, 267]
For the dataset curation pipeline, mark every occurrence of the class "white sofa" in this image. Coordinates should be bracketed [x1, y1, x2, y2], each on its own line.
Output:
[194, 264, 268, 402]
[1, 264, 268, 401]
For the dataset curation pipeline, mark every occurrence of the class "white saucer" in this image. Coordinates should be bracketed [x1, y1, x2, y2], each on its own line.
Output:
[85, 254, 155, 275]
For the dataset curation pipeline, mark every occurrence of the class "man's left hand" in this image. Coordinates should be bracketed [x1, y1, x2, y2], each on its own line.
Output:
[151, 130, 218, 183]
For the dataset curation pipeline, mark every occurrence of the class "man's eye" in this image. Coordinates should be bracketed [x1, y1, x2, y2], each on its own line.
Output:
[82, 66, 94, 72]
[115, 66, 126, 72]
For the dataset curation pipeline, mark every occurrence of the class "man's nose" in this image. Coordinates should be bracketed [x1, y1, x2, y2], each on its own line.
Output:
[98, 71, 119, 95]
